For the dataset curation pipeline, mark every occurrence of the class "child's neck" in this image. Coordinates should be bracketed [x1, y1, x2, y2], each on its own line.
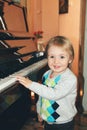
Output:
[50, 72, 59, 78]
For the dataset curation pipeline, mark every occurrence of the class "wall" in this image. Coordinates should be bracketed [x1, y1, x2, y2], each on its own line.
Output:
[58, 0, 82, 75]
[83, 1, 87, 111]
[27, 0, 59, 42]
[26, 0, 42, 34]
[26, 0, 34, 33]
[41, 0, 59, 42]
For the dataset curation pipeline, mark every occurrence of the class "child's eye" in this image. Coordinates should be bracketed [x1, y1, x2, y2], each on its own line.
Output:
[60, 56, 65, 59]
[48, 55, 54, 58]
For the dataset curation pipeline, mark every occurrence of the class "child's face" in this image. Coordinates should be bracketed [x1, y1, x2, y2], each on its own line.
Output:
[47, 45, 72, 75]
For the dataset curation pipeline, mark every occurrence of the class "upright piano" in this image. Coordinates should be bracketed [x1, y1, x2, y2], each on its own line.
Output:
[0, 1, 47, 130]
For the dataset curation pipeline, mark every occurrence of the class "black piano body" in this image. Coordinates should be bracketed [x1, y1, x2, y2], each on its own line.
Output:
[0, 1, 47, 130]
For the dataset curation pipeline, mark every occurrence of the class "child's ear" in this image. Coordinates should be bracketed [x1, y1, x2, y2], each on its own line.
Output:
[69, 59, 72, 64]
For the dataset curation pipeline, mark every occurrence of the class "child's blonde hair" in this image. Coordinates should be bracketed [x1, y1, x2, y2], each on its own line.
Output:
[45, 36, 74, 62]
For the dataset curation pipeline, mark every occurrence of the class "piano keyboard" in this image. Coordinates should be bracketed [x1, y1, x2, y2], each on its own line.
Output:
[0, 59, 47, 93]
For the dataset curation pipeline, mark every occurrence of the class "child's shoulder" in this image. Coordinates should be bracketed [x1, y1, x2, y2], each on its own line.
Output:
[63, 68, 77, 81]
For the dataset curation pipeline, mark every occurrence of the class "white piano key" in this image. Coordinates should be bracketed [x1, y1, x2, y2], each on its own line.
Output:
[0, 76, 17, 93]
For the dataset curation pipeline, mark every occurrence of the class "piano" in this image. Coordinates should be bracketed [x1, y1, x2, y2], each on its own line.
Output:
[0, 1, 47, 130]
[0, 58, 47, 93]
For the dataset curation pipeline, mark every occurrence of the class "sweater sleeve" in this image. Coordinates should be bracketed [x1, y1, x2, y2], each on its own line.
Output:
[26, 69, 77, 101]
[28, 74, 77, 101]
[36, 96, 41, 114]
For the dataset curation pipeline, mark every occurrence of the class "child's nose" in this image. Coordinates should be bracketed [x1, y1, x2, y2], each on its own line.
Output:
[54, 57, 59, 64]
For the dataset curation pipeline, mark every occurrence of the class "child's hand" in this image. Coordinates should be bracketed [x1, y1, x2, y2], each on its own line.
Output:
[38, 114, 43, 122]
[16, 76, 32, 88]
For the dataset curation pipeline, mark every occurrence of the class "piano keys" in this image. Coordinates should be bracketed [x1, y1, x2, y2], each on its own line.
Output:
[0, 58, 47, 93]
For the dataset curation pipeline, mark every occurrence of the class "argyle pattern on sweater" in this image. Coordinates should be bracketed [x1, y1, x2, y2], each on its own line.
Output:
[40, 72, 61, 122]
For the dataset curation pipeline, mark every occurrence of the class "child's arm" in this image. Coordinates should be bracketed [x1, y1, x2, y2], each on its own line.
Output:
[36, 96, 43, 122]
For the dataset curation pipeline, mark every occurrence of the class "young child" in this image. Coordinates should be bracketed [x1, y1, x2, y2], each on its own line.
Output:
[16, 36, 77, 130]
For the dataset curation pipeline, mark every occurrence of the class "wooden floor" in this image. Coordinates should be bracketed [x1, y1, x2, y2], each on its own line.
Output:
[21, 114, 87, 130]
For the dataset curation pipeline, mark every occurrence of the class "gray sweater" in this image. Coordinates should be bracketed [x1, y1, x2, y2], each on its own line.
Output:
[29, 68, 77, 124]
